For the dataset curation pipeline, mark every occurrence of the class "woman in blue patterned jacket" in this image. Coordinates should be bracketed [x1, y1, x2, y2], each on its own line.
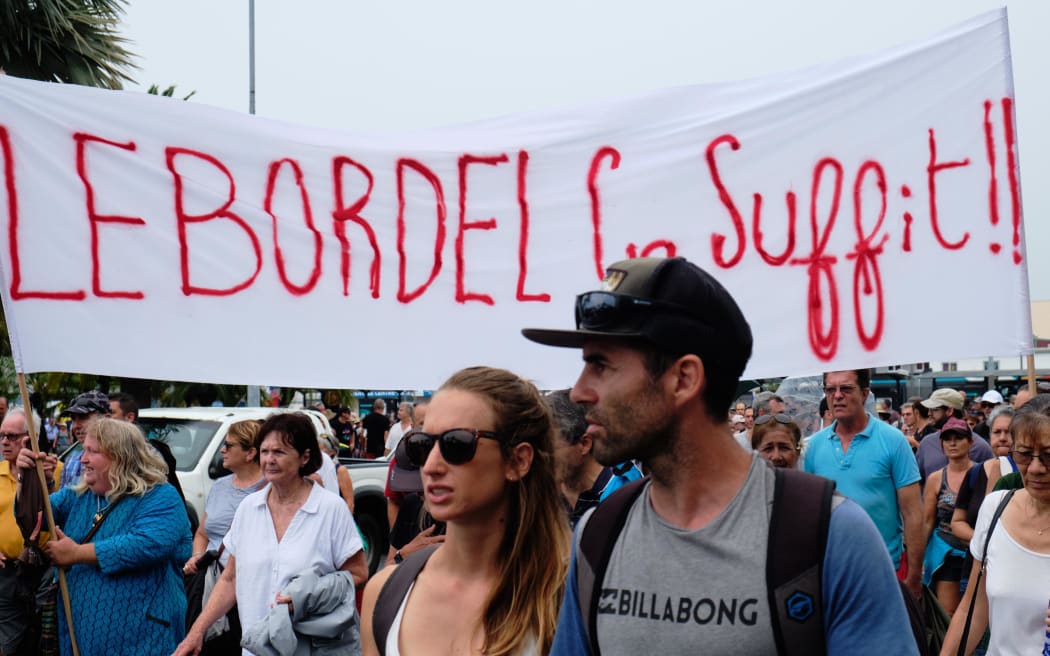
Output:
[43, 417, 192, 655]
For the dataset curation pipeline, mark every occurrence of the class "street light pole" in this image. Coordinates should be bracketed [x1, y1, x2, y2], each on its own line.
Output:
[248, 0, 256, 115]
[246, 0, 261, 407]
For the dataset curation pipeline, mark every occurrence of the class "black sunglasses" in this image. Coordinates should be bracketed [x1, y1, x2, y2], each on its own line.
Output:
[575, 291, 699, 330]
[753, 413, 794, 426]
[403, 428, 501, 467]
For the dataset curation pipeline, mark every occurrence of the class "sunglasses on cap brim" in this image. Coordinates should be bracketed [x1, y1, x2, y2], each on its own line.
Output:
[403, 428, 502, 467]
[574, 291, 701, 330]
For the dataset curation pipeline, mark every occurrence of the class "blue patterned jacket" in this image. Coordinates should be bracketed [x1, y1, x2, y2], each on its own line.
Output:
[51, 483, 192, 656]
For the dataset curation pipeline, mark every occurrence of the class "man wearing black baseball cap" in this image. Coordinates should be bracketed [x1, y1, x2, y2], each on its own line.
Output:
[57, 390, 110, 489]
[524, 257, 916, 655]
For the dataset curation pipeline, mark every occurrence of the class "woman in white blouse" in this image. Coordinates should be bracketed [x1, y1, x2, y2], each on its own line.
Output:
[175, 412, 368, 656]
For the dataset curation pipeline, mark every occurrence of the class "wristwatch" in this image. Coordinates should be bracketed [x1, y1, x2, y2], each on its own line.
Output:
[393, 549, 403, 564]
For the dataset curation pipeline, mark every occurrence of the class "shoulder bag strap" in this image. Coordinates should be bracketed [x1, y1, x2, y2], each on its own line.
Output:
[578, 477, 647, 656]
[957, 488, 1016, 656]
[373, 544, 438, 656]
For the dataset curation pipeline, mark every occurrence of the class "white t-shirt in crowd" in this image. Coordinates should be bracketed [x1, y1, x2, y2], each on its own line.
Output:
[385, 421, 411, 454]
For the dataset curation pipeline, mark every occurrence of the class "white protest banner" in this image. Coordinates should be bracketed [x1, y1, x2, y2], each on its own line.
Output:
[0, 9, 1032, 390]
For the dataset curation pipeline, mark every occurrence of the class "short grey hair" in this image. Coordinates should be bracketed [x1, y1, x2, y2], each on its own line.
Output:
[6, 406, 41, 437]
[987, 404, 1014, 428]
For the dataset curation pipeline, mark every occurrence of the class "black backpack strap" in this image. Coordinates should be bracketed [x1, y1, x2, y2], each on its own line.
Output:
[373, 545, 438, 656]
[767, 468, 836, 656]
[577, 477, 647, 656]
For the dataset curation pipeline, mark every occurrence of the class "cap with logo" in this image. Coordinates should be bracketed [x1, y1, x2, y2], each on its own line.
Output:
[62, 390, 110, 416]
[521, 257, 753, 378]
[920, 388, 965, 411]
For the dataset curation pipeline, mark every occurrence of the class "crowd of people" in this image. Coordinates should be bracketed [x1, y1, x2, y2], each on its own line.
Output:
[0, 253, 1048, 655]
[733, 372, 1048, 652]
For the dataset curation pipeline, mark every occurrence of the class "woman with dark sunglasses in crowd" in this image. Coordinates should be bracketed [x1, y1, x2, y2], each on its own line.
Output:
[361, 366, 569, 656]
[750, 413, 802, 469]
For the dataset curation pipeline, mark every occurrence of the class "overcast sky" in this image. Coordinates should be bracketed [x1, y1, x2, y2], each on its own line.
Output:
[119, 0, 1049, 300]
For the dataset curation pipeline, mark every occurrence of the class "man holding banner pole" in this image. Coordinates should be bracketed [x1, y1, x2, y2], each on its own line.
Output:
[6, 382, 81, 656]
[0, 407, 59, 655]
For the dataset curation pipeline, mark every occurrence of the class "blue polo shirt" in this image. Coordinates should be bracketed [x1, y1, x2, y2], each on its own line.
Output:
[803, 412, 919, 564]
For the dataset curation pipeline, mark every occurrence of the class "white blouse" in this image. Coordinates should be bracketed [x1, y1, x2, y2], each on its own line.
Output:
[224, 481, 363, 655]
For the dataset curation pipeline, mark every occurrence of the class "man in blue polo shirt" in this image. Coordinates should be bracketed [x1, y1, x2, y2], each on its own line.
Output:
[804, 369, 924, 599]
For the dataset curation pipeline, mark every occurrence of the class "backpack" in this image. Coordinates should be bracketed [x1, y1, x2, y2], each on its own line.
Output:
[576, 468, 927, 656]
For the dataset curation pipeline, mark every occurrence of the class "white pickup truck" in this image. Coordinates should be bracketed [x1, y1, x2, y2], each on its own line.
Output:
[137, 407, 392, 573]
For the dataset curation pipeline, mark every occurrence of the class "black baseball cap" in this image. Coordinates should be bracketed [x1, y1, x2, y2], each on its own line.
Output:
[522, 257, 752, 377]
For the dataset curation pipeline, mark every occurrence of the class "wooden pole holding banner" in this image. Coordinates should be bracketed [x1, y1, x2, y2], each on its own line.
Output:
[1027, 353, 1037, 394]
[16, 373, 80, 656]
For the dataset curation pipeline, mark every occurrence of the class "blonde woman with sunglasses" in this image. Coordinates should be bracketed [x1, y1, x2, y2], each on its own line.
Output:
[361, 366, 569, 656]
[183, 420, 265, 576]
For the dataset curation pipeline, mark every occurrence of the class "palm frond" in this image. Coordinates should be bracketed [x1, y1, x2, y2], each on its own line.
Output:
[0, 0, 138, 89]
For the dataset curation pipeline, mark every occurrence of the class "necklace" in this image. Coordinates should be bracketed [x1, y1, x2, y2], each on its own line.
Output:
[95, 495, 110, 523]
[1026, 497, 1050, 535]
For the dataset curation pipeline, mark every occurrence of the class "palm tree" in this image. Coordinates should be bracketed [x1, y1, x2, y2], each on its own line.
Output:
[0, 0, 137, 89]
